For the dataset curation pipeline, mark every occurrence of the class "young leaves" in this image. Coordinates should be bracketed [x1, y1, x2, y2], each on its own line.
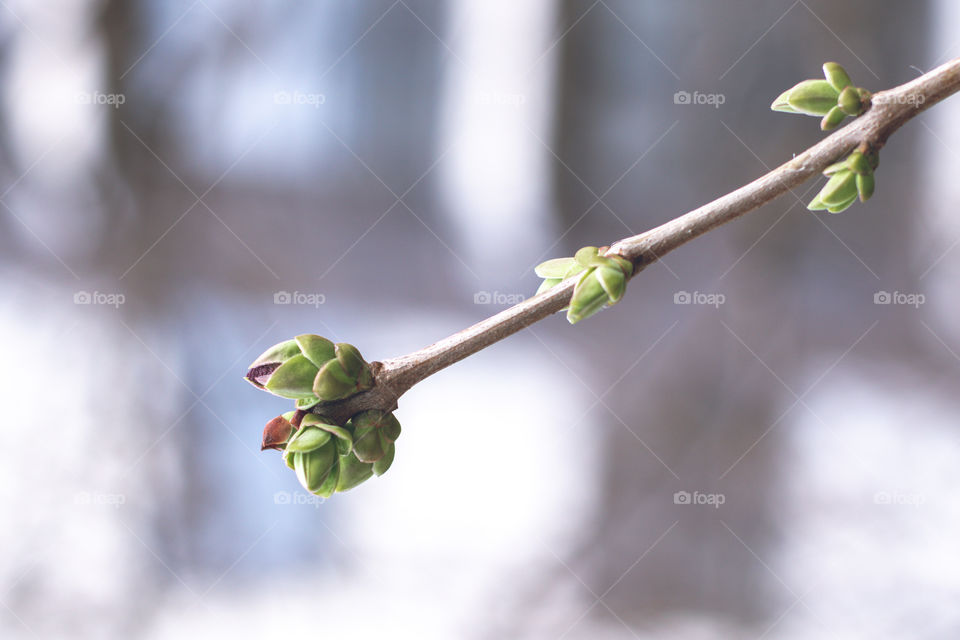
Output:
[534, 246, 634, 324]
[771, 62, 871, 130]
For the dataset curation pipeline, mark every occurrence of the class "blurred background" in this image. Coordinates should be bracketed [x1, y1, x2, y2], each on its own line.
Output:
[2, 0, 960, 637]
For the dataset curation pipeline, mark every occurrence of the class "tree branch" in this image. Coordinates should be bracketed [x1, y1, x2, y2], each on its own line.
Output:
[311, 57, 960, 425]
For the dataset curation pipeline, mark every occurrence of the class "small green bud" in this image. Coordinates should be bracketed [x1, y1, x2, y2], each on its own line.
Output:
[574, 246, 603, 268]
[856, 173, 875, 201]
[786, 79, 840, 116]
[820, 106, 846, 130]
[264, 354, 320, 399]
[313, 359, 356, 401]
[293, 442, 338, 495]
[335, 452, 375, 492]
[567, 269, 609, 324]
[846, 151, 870, 175]
[595, 266, 626, 304]
[837, 86, 863, 116]
[335, 342, 366, 378]
[351, 410, 401, 463]
[818, 169, 858, 207]
[822, 62, 852, 92]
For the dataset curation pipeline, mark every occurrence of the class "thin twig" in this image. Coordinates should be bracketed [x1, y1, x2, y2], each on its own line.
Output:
[311, 57, 960, 425]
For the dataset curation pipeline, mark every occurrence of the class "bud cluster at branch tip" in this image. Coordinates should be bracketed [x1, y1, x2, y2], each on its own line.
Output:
[245, 334, 374, 409]
[808, 147, 879, 213]
[534, 246, 634, 324]
[247, 336, 402, 498]
[771, 62, 871, 130]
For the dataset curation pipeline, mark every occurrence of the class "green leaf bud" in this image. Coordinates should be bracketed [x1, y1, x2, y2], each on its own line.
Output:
[856, 172, 875, 201]
[567, 269, 609, 324]
[822, 62, 852, 92]
[294, 334, 336, 368]
[846, 151, 870, 175]
[574, 246, 603, 268]
[837, 86, 863, 116]
[818, 169, 857, 207]
[264, 355, 320, 399]
[786, 79, 840, 116]
[535, 257, 579, 278]
[820, 106, 846, 130]
[595, 266, 626, 304]
[312, 359, 357, 401]
[293, 443, 338, 494]
[285, 426, 332, 453]
[350, 410, 402, 463]
[335, 453, 375, 492]
[771, 88, 799, 113]
[335, 343, 366, 378]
